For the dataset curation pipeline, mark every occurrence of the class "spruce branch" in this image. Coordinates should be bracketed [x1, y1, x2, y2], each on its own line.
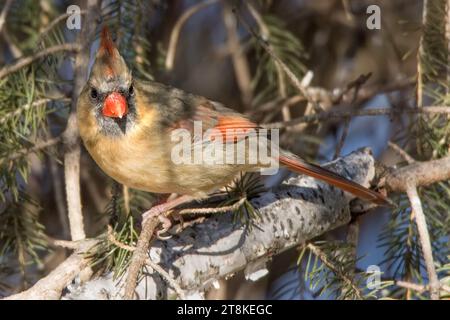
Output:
[0, 43, 80, 79]
[235, 7, 313, 105]
[63, 148, 378, 300]
[305, 242, 364, 300]
[2, 136, 61, 163]
[0, 98, 69, 125]
[266, 106, 450, 129]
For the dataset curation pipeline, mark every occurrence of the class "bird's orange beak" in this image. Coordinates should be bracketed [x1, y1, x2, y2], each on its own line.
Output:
[103, 92, 128, 118]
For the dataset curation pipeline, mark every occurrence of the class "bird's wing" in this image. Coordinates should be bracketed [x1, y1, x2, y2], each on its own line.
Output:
[138, 80, 256, 135]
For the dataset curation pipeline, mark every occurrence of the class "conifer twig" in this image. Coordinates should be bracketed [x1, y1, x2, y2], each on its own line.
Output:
[0, 43, 80, 79]
[3, 239, 98, 300]
[0, 0, 13, 34]
[177, 197, 247, 216]
[265, 106, 450, 129]
[37, 10, 87, 44]
[307, 243, 364, 300]
[3, 136, 61, 163]
[234, 7, 315, 104]
[165, 0, 219, 70]
[0, 98, 70, 125]
[388, 141, 415, 164]
[145, 258, 186, 299]
[394, 280, 450, 294]
[405, 183, 440, 300]
[123, 216, 160, 299]
[107, 225, 185, 299]
[222, 2, 253, 107]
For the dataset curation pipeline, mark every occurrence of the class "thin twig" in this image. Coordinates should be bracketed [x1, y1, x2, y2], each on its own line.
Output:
[396, 280, 427, 294]
[405, 182, 440, 300]
[222, 2, 253, 107]
[396, 280, 450, 295]
[106, 225, 186, 299]
[123, 217, 160, 299]
[177, 197, 247, 216]
[0, 98, 70, 125]
[0, 43, 80, 79]
[145, 258, 186, 299]
[234, 7, 315, 104]
[37, 10, 87, 44]
[4, 239, 98, 300]
[46, 131, 70, 239]
[307, 243, 364, 300]
[165, 0, 219, 70]
[3, 136, 61, 163]
[265, 106, 450, 129]
[47, 237, 80, 250]
[1, 27, 22, 58]
[0, 0, 13, 34]
[107, 225, 136, 251]
[333, 117, 351, 160]
[388, 141, 415, 164]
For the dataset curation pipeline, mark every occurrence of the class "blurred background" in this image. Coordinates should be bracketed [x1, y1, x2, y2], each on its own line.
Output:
[0, 0, 449, 299]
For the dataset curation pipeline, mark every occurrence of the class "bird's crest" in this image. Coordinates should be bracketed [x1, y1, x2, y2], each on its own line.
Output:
[99, 26, 116, 57]
[89, 25, 131, 88]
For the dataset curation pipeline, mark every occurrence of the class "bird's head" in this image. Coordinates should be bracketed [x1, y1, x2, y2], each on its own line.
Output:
[85, 27, 136, 135]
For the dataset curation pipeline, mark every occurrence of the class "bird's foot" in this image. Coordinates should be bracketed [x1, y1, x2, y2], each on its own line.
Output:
[142, 204, 173, 239]
[142, 195, 195, 240]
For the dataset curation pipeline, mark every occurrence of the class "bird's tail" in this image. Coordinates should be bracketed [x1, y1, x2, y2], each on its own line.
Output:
[278, 153, 389, 206]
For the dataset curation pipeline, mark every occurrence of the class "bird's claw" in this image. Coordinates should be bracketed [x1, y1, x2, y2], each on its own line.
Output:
[142, 206, 173, 240]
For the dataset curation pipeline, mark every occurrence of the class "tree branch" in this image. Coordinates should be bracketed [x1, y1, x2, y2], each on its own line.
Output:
[385, 155, 450, 192]
[405, 183, 440, 299]
[4, 239, 98, 300]
[165, 0, 219, 70]
[265, 106, 450, 129]
[0, 43, 80, 79]
[222, 2, 253, 107]
[0, 98, 70, 125]
[2, 136, 61, 163]
[63, 148, 378, 299]
[63, 0, 101, 242]
[0, 0, 13, 34]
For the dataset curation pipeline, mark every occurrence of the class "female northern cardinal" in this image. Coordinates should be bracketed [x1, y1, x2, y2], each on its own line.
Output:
[77, 28, 388, 224]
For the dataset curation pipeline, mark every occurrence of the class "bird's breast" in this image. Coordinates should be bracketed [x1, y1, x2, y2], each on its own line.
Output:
[84, 124, 175, 193]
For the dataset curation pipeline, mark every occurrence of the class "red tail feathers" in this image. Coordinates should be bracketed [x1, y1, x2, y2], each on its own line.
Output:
[279, 155, 389, 206]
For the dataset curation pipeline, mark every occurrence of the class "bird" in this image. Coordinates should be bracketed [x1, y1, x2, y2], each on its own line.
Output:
[77, 28, 389, 229]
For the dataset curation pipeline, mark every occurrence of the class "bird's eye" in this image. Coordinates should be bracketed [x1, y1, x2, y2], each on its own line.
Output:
[90, 88, 98, 99]
[128, 85, 134, 96]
